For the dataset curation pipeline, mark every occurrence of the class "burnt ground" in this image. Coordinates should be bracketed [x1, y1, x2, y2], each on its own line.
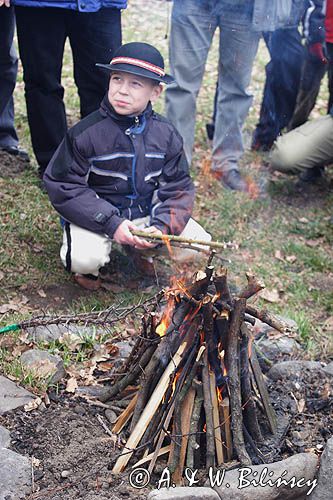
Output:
[0, 352, 332, 500]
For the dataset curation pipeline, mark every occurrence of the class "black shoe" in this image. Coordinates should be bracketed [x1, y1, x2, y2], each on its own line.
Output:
[221, 170, 248, 192]
[206, 123, 215, 141]
[298, 166, 324, 183]
[0, 145, 30, 162]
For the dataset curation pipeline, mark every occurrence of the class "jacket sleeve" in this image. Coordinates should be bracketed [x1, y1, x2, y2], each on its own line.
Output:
[149, 130, 195, 235]
[43, 129, 125, 238]
[303, 0, 326, 45]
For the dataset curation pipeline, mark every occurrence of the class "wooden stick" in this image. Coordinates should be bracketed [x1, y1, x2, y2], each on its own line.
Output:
[250, 347, 277, 434]
[172, 387, 196, 484]
[131, 445, 171, 469]
[186, 379, 203, 469]
[220, 397, 233, 461]
[202, 349, 215, 470]
[131, 229, 227, 249]
[209, 371, 224, 465]
[112, 342, 187, 473]
[213, 268, 232, 304]
[240, 324, 263, 443]
[112, 393, 139, 434]
[245, 304, 288, 333]
[238, 272, 265, 300]
[225, 298, 251, 466]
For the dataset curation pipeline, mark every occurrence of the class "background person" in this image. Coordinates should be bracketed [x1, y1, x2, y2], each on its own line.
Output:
[0, 0, 29, 162]
[11, 0, 126, 178]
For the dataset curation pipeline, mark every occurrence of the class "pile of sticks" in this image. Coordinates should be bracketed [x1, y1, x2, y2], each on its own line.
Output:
[105, 263, 287, 479]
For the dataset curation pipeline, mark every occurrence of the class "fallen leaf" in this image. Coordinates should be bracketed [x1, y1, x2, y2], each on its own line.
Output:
[274, 250, 284, 261]
[285, 255, 297, 263]
[58, 332, 83, 351]
[24, 397, 42, 412]
[65, 377, 78, 393]
[297, 398, 306, 413]
[299, 217, 309, 224]
[32, 457, 41, 467]
[37, 289, 47, 298]
[260, 288, 280, 303]
[305, 239, 320, 248]
[97, 361, 114, 372]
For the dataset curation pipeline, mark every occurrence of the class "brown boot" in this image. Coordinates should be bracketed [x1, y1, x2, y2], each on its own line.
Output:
[74, 273, 102, 291]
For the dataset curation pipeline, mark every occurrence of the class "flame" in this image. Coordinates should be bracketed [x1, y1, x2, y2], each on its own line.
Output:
[162, 234, 174, 257]
[245, 176, 260, 199]
[171, 370, 181, 395]
[203, 424, 207, 433]
[217, 387, 223, 403]
[155, 297, 175, 337]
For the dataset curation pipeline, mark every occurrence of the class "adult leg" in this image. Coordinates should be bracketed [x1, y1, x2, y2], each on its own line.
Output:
[271, 115, 333, 174]
[68, 8, 122, 118]
[252, 28, 304, 151]
[165, 0, 217, 165]
[326, 42, 333, 112]
[288, 51, 327, 130]
[15, 7, 67, 174]
[0, 6, 18, 148]
[212, 23, 260, 175]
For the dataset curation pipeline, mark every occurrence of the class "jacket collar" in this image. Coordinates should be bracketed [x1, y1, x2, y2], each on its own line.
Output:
[100, 94, 153, 128]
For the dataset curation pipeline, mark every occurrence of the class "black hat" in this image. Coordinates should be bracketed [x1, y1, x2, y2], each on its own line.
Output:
[96, 42, 175, 85]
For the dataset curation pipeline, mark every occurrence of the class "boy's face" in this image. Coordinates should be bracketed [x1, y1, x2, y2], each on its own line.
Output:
[108, 71, 163, 116]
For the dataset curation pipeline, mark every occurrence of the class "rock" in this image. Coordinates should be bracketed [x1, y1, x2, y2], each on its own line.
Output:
[61, 470, 70, 479]
[20, 349, 66, 384]
[114, 341, 133, 359]
[0, 448, 31, 499]
[267, 361, 323, 381]
[0, 376, 35, 415]
[276, 315, 298, 331]
[209, 453, 318, 499]
[322, 361, 333, 377]
[105, 409, 117, 424]
[0, 426, 10, 448]
[256, 337, 302, 361]
[148, 487, 219, 499]
[310, 437, 333, 499]
[25, 324, 69, 343]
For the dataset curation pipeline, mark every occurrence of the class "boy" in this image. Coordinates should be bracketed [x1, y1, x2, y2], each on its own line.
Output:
[44, 42, 211, 290]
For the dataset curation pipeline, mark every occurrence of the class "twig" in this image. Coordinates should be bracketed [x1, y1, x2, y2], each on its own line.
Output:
[131, 229, 228, 249]
[97, 415, 114, 438]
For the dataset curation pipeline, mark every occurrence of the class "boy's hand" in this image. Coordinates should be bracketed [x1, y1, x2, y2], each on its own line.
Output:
[139, 226, 163, 248]
[113, 220, 158, 249]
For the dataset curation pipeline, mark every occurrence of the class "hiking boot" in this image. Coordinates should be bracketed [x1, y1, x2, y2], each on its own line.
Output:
[0, 145, 30, 162]
[74, 273, 102, 290]
[298, 166, 324, 183]
[221, 170, 248, 192]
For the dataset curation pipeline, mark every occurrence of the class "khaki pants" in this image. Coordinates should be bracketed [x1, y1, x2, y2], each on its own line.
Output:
[60, 217, 212, 276]
[271, 115, 333, 175]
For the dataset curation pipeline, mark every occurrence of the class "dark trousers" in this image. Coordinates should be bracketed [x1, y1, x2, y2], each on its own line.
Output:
[252, 27, 304, 149]
[0, 6, 18, 147]
[15, 7, 122, 173]
[289, 42, 333, 130]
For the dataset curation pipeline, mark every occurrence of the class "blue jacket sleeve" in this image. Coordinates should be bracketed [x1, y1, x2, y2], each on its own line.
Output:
[303, 0, 326, 45]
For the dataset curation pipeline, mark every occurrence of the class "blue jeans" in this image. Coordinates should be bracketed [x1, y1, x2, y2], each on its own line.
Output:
[165, 0, 260, 172]
[252, 28, 305, 149]
[15, 6, 122, 174]
[0, 6, 18, 148]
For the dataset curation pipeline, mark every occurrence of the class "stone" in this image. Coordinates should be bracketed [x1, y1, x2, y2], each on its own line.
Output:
[310, 437, 333, 499]
[148, 487, 219, 499]
[105, 409, 117, 424]
[267, 361, 323, 381]
[0, 448, 31, 499]
[114, 341, 133, 359]
[210, 453, 318, 499]
[0, 376, 35, 415]
[26, 324, 105, 344]
[322, 361, 333, 377]
[20, 349, 66, 384]
[0, 426, 10, 448]
[256, 337, 302, 360]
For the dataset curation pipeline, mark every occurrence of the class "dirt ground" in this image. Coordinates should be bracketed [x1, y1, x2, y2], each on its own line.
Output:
[0, 348, 332, 500]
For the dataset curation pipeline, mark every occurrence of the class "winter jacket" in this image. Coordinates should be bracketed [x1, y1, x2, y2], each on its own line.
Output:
[303, 0, 327, 44]
[215, 0, 324, 33]
[11, 0, 127, 12]
[44, 97, 195, 238]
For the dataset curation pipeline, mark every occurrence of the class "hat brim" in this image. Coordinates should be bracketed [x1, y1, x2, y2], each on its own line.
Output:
[96, 62, 175, 85]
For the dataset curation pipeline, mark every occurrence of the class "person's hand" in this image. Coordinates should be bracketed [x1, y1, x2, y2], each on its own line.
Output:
[0, 1, 11, 7]
[113, 220, 157, 249]
[308, 42, 328, 63]
[139, 226, 163, 248]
